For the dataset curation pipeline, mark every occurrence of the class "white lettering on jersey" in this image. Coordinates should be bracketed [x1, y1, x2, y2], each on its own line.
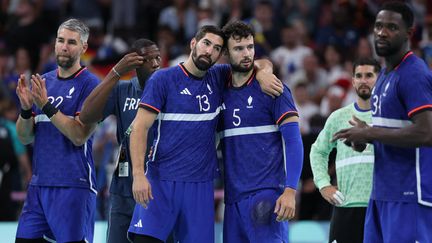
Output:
[47, 96, 64, 108]
[196, 94, 210, 111]
[123, 98, 141, 112]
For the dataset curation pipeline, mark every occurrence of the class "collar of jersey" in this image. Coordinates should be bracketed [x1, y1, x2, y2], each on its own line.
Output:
[227, 69, 256, 90]
[178, 63, 204, 80]
[57, 66, 87, 80]
[394, 51, 413, 71]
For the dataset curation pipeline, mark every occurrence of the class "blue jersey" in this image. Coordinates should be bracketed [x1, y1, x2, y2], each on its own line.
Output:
[31, 67, 99, 192]
[139, 64, 230, 182]
[218, 72, 298, 203]
[103, 77, 145, 196]
[371, 52, 432, 206]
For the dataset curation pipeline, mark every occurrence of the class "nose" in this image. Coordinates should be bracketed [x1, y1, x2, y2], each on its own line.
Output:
[376, 27, 387, 38]
[152, 59, 160, 69]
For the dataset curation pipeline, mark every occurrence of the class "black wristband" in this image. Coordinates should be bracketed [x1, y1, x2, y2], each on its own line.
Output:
[20, 108, 32, 119]
[42, 102, 59, 118]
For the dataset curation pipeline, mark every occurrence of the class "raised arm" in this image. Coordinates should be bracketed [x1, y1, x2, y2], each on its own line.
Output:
[80, 52, 144, 124]
[16, 74, 35, 145]
[30, 74, 96, 146]
[333, 112, 432, 148]
[255, 59, 284, 98]
[130, 107, 157, 208]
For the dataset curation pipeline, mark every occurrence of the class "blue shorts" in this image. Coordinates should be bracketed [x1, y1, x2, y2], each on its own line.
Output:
[364, 199, 432, 243]
[223, 189, 288, 243]
[16, 185, 96, 242]
[128, 179, 214, 243]
[107, 193, 135, 243]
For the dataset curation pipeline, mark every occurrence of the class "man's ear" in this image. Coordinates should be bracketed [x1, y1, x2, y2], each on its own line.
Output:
[190, 38, 196, 51]
[406, 26, 415, 41]
[82, 42, 88, 54]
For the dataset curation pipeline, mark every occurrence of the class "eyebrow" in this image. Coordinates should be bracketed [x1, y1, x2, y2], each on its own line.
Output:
[203, 38, 222, 48]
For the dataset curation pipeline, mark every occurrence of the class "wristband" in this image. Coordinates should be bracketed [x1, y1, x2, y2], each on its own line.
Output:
[20, 108, 32, 119]
[42, 102, 59, 118]
[112, 67, 121, 78]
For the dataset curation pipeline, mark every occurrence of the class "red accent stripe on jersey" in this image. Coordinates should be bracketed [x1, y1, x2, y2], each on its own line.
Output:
[394, 51, 413, 70]
[246, 70, 257, 85]
[178, 64, 189, 77]
[276, 111, 298, 124]
[139, 103, 160, 113]
[408, 104, 432, 117]
[74, 67, 88, 78]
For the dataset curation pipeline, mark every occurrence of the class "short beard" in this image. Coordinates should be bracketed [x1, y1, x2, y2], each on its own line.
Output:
[192, 47, 214, 71]
[356, 87, 371, 101]
[374, 42, 399, 57]
[230, 60, 254, 73]
[56, 55, 76, 69]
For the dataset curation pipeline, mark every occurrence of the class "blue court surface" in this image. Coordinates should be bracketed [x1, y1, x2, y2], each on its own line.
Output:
[0, 221, 329, 243]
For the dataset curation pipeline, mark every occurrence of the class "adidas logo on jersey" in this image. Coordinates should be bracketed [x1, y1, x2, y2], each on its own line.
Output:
[180, 88, 192, 95]
[134, 219, 143, 228]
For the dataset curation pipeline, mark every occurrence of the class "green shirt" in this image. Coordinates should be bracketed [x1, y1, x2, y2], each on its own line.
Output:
[310, 103, 374, 207]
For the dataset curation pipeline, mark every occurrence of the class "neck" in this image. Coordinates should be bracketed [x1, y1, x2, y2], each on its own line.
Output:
[58, 62, 82, 78]
[136, 71, 150, 89]
[232, 69, 254, 87]
[384, 46, 410, 70]
[183, 57, 207, 78]
[356, 97, 371, 110]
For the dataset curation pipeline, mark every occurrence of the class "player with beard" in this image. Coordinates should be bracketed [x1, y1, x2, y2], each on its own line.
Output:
[15, 18, 99, 242]
[333, 2, 432, 242]
[127, 25, 283, 243]
[310, 58, 380, 243]
[218, 21, 303, 243]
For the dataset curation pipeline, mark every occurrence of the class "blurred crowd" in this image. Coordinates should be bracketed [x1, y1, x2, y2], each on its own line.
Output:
[0, 0, 431, 222]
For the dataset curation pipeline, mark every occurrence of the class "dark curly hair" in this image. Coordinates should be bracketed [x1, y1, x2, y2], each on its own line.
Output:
[222, 20, 255, 42]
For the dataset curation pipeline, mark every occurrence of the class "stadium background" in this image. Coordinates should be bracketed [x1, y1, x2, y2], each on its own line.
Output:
[0, 0, 431, 242]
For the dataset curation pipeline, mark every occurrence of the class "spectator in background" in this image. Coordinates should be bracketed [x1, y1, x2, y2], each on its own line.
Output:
[356, 37, 375, 59]
[3, 48, 32, 107]
[315, 2, 359, 52]
[323, 45, 349, 85]
[245, 0, 281, 57]
[292, 82, 319, 135]
[156, 25, 185, 68]
[319, 84, 345, 117]
[158, 0, 198, 45]
[0, 98, 31, 221]
[290, 53, 329, 104]
[4, 0, 50, 71]
[270, 24, 313, 84]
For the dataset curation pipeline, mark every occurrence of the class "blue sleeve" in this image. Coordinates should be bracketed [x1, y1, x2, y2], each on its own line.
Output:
[77, 75, 100, 114]
[102, 84, 118, 119]
[139, 70, 166, 113]
[280, 122, 303, 190]
[210, 64, 231, 91]
[274, 85, 298, 125]
[398, 66, 432, 118]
